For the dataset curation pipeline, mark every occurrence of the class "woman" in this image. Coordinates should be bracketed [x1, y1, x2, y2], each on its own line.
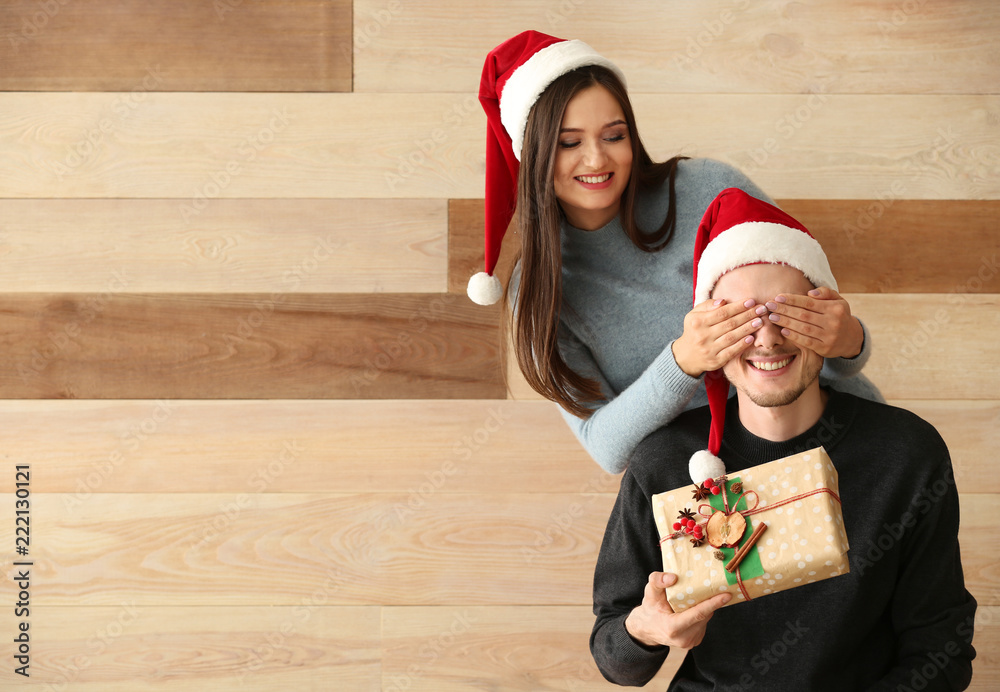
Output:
[470, 31, 881, 474]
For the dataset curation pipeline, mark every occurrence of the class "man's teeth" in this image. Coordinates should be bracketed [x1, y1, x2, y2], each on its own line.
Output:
[750, 357, 792, 371]
[577, 173, 610, 183]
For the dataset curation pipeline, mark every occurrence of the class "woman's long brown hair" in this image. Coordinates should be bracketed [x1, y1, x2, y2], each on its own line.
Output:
[506, 65, 686, 419]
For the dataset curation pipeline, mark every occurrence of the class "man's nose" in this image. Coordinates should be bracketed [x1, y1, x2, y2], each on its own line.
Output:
[753, 316, 784, 349]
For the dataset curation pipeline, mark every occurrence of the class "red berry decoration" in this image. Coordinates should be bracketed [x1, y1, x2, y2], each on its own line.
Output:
[703, 478, 715, 489]
[686, 518, 697, 528]
[711, 486, 721, 495]
[672, 522, 682, 531]
[693, 527, 704, 539]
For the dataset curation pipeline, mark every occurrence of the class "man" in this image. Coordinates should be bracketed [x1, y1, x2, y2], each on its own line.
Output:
[590, 189, 977, 690]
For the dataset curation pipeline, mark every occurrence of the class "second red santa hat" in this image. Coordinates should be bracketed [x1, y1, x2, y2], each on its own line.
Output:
[688, 188, 838, 484]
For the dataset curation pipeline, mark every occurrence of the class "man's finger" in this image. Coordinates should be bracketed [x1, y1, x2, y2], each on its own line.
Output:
[645, 572, 676, 611]
[670, 592, 732, 630]
[653, 571, 678, 589]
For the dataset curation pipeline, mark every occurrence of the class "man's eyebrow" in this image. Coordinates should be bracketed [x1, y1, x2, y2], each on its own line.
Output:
[559, 119, 627, 133]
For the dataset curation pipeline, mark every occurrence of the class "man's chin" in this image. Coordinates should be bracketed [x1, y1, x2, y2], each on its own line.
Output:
[743, 387, 807, 408]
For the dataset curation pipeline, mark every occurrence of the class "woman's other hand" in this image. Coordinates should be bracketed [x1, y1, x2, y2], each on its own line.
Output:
[672, 298, 764, 377]
[763, 287, 864, 359]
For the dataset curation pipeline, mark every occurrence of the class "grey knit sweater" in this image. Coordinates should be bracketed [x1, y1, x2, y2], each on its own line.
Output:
[554, 158, 883, 473]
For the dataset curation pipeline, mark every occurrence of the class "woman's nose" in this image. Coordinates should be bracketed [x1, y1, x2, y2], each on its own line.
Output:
[581, 139, 607, 168]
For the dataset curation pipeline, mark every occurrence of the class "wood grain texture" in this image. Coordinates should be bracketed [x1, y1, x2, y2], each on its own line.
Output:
[0, 199, 446, 293]
[973, 611, 1000, 692]
[0, 400, 604, 495]
[450, 198, 1000, 295]
[0, 293, 505, 399]
[0, 493, 995, 607]
[781, 200, 1000, 293]
[448, 199, 519, 295]
[899, 401, 1000, 495]
[850, 293, 1000, 400]
[1, 93, 997, 200]
[0, 606, 379, 690]
[381, 606, 681, 691]
[0, 399, 996, 495]
[353, 0, 1000, 95]
[0, 0, 352, 92]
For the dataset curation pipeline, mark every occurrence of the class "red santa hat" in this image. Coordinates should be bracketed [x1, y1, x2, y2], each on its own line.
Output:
[467, 30, 626, 305]
[688, 188, 838, 484]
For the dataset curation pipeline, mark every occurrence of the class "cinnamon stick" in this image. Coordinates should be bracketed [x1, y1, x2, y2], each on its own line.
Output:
[725, 521, 767, 573]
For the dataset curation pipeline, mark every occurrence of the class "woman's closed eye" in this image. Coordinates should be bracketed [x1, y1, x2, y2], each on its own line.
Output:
[559, 133, 626, 149]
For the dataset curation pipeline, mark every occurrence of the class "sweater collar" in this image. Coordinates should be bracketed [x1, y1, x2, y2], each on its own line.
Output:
[721, 388, 856, 468]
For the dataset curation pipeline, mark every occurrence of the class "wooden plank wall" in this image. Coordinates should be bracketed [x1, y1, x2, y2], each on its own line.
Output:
[0, 1, 998, 689]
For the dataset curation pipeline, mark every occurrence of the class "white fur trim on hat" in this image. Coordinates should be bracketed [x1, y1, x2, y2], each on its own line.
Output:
[500, 39, 626, 161]
[689, 450, 726, 485]
[694, 222, 838, 304]
[467, 271, 503, 305]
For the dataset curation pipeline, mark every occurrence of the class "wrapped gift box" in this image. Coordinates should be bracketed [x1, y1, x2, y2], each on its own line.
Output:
[651, 446, 850, 611]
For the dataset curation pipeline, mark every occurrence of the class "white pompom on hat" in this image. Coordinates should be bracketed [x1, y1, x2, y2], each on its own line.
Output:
[688, 188, 837, 484]
[468, 30, 626, 305]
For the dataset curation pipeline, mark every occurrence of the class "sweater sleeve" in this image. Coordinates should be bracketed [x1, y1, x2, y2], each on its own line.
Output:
[559, 330, 702, 474]
[590, 469, 672, 685]
[865, 457, 977, 691]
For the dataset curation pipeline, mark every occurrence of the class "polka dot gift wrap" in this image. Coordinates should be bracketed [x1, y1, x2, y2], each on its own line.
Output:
[651, 447, 850, 611]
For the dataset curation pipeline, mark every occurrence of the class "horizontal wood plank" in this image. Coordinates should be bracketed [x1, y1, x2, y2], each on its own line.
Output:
[449, 198, 519, 296]
[898, 401, 1000, 495]
[354, 0, 1000, 95]
[0, 0, 352, 92]
[381, 606, 681, 691]
[783, 200, 1000, 293]
[0, 606, 379, 690]
[451, 198, 1000, 295]
[0, 399, 995, 494]
[0, 199, 446, 293]
[0, 294, 505, 399]
[851, 294, 1000, 400]
[1, 93, 997, 200]
[0, 493, 994, 607]
[0, 400, 602, 494]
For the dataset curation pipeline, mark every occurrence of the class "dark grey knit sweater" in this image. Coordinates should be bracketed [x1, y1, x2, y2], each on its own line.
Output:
[591, 390, 977, 691]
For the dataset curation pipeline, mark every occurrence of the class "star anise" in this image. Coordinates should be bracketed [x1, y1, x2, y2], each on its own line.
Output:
[691, 484, 711, 501]
[690, 536, 705, 547]
[677, 508, 697, 522]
